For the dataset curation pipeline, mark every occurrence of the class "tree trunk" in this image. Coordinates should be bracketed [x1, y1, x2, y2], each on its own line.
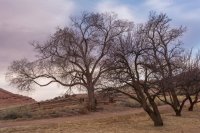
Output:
[174, 96, 188, 116]
[143, 88, 163, 126]
[188, 103, 194, 111]
[142, 99, 163, 127]
[175, 109, 181, 116]
[144, 106, 163, 126]
[188, 96, 193, 111]
[87, 88, 96, 111]
[188, 94, 198, 111]
[150, 113, 164, 127]
[171, 89, 180, 107]
[175, 111, 181, 116]
[149, 101, 163, 126]
[169, 89, 182, 116]
[136, 86, 163, 127]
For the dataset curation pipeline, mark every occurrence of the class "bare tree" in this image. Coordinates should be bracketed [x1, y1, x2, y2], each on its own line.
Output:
[6, 12, 130, 111]
[175, 50, 200, 111]
[106, 12, 187, 125]
[143, 12, 186, 116]
[107, 22, 164, 126]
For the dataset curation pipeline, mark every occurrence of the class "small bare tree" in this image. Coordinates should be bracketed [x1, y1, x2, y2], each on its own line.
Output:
[175, 50, 200, 111]
[144, 12, 186, 116]
[6, 12, 130, 111]
[107, 23, 164, 126]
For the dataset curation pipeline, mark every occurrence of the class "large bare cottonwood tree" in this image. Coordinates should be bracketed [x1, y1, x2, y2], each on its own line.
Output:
[6, 12, 130, 111]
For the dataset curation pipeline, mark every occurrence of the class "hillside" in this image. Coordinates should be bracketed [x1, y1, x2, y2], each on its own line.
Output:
[1, 105, 200, 133]
[0, 88, 35, 108]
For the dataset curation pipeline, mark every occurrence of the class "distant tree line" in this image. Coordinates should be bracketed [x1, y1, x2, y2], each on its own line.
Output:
[6, 11, 200, 126]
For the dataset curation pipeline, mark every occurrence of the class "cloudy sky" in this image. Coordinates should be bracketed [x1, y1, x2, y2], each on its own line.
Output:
[0, 0, 200, 101]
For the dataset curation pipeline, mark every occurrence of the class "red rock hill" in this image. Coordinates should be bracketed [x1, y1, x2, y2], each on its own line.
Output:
[0, 88, 35, 108]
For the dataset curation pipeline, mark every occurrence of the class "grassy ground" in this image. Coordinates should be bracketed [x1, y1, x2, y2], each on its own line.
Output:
[1, 105, 200, 133]
[0, 95, 197, 133]
[0, 95, 187, 121]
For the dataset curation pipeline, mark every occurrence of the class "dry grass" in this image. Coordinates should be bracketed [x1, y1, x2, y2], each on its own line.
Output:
[0, 104, 87, 120]
[1, 105, 200, 133]
[0, 95, 198, 133]
[0, 95, 188, 121]
[117, 95, 187, 108]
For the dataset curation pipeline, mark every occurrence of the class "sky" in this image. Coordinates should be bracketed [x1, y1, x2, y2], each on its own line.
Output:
[0, 0, 200, 101]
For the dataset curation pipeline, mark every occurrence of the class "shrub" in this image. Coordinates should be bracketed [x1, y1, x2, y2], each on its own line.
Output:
[3, 111, 21, 120]
[0, 107, 32, 120]
[115, 99, 141, 108]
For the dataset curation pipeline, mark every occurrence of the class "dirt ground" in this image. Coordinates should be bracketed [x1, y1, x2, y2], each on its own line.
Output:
[1, 105, 200, 133]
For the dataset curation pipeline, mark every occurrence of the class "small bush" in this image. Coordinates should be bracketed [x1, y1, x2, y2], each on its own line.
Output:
[116, 99, 141, 108]
[49, 111, 63, 118]
[0, 107, 32, 120]
[78, 107, 89, 114]
[3, 112, 21, 120]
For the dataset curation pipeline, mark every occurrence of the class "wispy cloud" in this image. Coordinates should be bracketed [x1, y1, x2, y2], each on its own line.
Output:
[0, 0, 75, 31]
[96, 0, 144, 23]
[0, 0, 76, 100]
[1, 0, 200, 100]
[0, 0, 75, 63]
[144, 0, 173, 11]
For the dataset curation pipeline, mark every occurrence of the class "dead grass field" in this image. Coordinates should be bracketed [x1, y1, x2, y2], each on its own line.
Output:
[1, 105, 200, 133]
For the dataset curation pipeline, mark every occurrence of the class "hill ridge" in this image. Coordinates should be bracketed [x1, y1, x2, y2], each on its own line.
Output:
[0, 88, 35, 108]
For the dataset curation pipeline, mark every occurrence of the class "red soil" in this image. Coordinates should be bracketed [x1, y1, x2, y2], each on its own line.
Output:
[0, 88, 35, 108]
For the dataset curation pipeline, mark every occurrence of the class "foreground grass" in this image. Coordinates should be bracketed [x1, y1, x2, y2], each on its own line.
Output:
[1, 106, 200, 133]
